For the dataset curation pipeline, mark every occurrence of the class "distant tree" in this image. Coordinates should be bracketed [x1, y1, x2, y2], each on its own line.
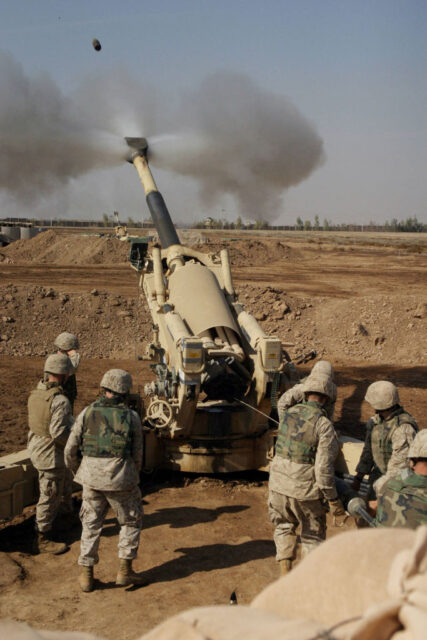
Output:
[323, 218, 330, 231]
[127, 216, 135, 227]
[314, 215, 320, 230]
[296, 216, 304, 230]
[235, 216, 243, 229]
[303, 219, 312, 231]
[102, 213, 109, 227]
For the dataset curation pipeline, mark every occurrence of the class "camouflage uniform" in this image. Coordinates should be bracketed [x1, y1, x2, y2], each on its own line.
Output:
[55, 333, 80, 411]
[27, 381, 74, 532]
[375, 468, 427, 529]
[355, 407, 418, 496]
[65, 395, 143, 567]
[277, 380, 337, 422]
[268, 400, 339, 561]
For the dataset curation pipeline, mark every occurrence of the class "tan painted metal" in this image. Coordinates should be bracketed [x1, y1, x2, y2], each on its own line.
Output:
[132, 155, 158, 195]
[168, 262, 239, 337]
[335, 436, 364, 475]
[152, 246, 166, 305]
[0, 450, 38, 520]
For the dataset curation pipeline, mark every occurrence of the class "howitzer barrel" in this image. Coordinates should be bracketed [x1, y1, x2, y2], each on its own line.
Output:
[125, 137, 180, 249]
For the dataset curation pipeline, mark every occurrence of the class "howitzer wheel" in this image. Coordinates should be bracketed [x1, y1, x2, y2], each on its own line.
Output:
[146, 399, 173, 429]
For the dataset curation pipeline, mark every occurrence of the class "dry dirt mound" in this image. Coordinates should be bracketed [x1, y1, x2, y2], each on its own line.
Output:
[0, 283, 151, 359]
[2, 230, 130, 265]
[235, 284, 426, 365]
[2, 231, 299, 269]
[0, 280, 424, 366]
[193, 238, 300, 267]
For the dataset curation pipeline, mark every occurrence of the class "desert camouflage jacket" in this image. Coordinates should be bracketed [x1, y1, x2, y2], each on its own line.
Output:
[65, 400, 143, 491]
[269, 401, 339, 501]
[277, 380, 336, 422]
[356, 407, 418, 493]
[375, 468, 427, 529]
[27, 381, 74, 470]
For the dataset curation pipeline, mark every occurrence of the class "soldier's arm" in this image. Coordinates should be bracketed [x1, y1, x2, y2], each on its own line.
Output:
[277, 383, 304, 421]
[64, 409, 85, 473]
[130, 411, 143, 472]
[355, 421, 375, 477]
[49, 395, 74, 448]
[374, 424, 417, 493]
[314, 417, 339, 501]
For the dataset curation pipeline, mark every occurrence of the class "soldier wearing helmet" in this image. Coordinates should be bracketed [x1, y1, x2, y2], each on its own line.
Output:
[352, 381, 418, 497]
[27, 354, 75, 555]
[374, 429, 427, 529]
[65, 369, 144, 593]
[54, 332, 80, 411]
[277, 360, 337, 422]
[268, 373, 344, 576]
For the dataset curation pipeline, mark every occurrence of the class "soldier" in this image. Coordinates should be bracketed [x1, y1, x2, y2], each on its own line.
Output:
[277, 360, 337, 422]
[268, 375, 345, 576]
[352, 381, 418, 497]
[54, 332, 80, 411]
[28, 353, 74, 554]
[65, 369, 144, 593]
[373, 429, 427, 529]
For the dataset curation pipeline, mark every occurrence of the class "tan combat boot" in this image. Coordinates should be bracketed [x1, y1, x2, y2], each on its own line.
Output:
[279, 559, 292, 576]
[116, 559, 145, 586]
[36, 532, 68, 555]
[79, 566, 94, 593]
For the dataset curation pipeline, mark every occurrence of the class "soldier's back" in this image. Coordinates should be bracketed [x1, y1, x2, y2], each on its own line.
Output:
[376, 468, 427, 529]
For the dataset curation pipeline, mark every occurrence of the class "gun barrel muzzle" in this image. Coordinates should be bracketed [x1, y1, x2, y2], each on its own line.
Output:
[125, 137, 181, 249]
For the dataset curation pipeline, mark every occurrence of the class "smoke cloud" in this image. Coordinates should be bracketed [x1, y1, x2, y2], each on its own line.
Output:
[149, 72, 325, 220]
[0, 52, 127, 202]
[0, 51, 324, 220]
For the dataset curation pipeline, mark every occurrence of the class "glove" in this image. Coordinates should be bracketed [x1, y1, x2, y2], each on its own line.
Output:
[329, 498, 348, 527]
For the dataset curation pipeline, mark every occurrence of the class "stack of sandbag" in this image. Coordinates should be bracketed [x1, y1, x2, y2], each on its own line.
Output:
[252, 527, 416, 631]
[138, 526, 426, 640]
[0, 620, 104, 640]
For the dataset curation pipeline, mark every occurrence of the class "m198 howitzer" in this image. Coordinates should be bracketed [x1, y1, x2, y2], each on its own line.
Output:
[125, 137, 297, 473]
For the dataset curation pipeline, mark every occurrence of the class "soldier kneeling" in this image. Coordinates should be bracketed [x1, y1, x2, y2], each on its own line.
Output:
[65, 369, 144, 592]
[374, 429, 427, 529]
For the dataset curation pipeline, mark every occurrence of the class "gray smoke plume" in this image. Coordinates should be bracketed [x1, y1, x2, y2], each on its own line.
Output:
[149, 72, 325, 220]
[0, 52, 324, 220]
[0, 51, 125, 202]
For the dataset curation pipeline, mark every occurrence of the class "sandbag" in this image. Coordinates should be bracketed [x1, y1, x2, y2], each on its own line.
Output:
[0, 620, 105, 640]
[252, 527, 415, 627]
[137, 606, 323, 640]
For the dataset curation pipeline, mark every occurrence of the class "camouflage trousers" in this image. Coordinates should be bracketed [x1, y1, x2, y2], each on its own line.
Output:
[36, 467, 74, 533]
[78, 485, 143, 567]
[268, 489, 327, 561]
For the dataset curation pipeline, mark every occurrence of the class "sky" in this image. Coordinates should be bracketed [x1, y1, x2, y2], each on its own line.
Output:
[0, 0, 426, 225]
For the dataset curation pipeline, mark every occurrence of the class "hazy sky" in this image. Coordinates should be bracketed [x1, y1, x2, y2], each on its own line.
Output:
[0, 0, 426, 224]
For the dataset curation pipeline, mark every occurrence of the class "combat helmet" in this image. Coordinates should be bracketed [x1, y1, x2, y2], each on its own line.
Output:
[302, 374, 333, 399]
[312, 360, 334, 378]
[408, 430, 427, 459]
[55, 332, 79, 351]
[44, 353, 72, 375]
[100, 369, 132, 395]
[365, 381, 399, 411]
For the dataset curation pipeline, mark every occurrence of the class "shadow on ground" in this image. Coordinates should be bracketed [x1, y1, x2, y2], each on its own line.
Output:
[128, 539, 274, 589]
